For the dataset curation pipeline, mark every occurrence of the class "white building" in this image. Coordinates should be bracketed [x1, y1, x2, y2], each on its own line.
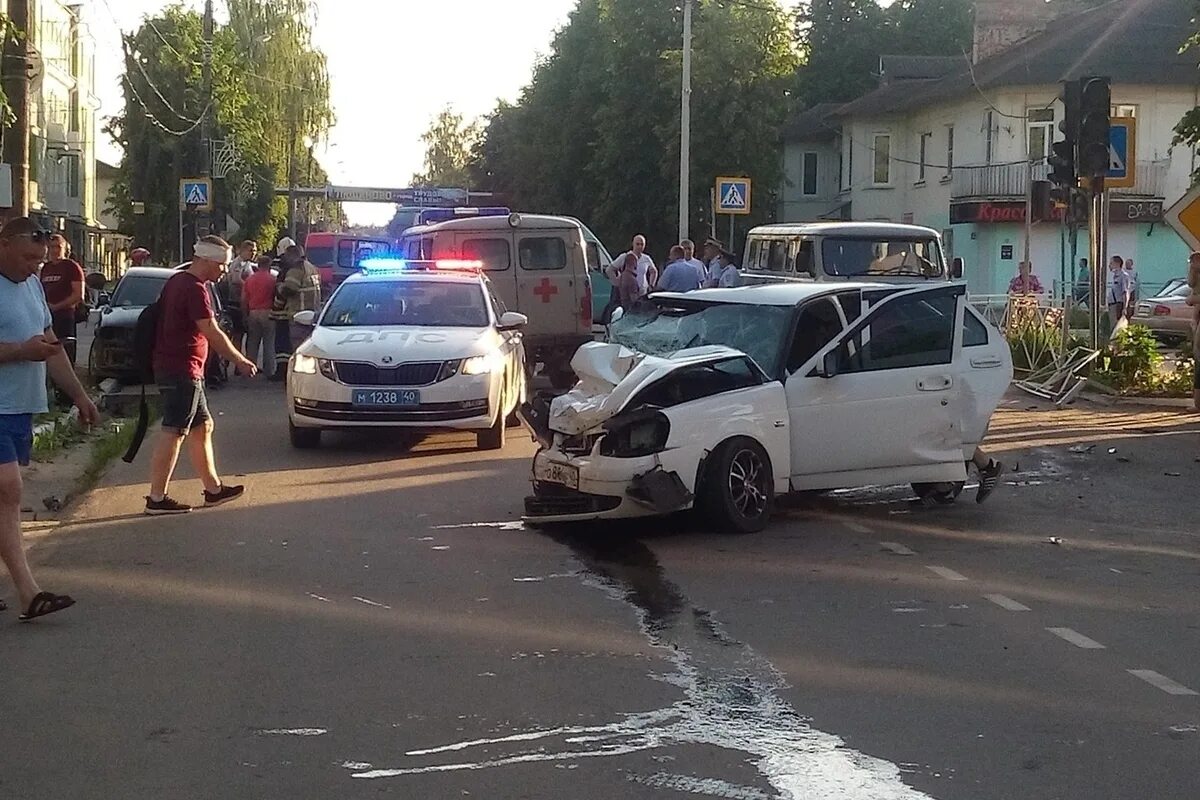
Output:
[779, 0, 1198, 297]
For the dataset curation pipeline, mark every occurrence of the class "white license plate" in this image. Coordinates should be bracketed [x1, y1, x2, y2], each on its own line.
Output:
[352, 388, 420, 407]
[535, 456, 579, 490]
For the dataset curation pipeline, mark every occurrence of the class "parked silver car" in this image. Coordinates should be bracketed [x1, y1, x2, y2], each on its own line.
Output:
[1131, 280, 1194, 343]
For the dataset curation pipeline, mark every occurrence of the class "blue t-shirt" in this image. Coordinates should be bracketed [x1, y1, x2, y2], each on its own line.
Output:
[0, 274, 53, 414]
[657, 260, 702, 293]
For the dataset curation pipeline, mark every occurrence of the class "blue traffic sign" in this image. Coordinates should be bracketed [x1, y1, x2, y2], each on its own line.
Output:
[1107, 118, 1136, 188]
[180, 177, 213, 211]
[715, 176, 752, 215]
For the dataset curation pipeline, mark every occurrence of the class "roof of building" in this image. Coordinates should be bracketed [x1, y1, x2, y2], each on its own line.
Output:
[878, 55, 960, 82]
[833, 0, 1196, 120]
[783, 102, 841, 142]
[96, 160, 120, 180]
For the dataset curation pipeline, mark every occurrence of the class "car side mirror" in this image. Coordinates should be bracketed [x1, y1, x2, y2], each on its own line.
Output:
[950, 262, 963, 280]
[293, 310, 316, 327]
[608, 306, 625, 325]
[819, 349, 839, 379]
[498, 311, 528, 330]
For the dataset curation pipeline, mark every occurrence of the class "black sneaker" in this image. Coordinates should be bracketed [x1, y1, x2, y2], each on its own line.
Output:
[203, 484, 245, 508]
[145, 496, 193, 515]
[976, 459, 1004, 504]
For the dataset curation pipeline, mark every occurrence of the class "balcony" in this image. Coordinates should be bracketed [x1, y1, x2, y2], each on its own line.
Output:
[951, 160, 1168, 200]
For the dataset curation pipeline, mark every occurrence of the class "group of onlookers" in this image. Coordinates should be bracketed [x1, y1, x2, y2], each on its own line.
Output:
[600, 234, 741, 320]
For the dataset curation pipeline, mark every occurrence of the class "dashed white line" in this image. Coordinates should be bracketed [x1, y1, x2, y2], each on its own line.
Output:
[983, 594, 1031, 612]
[1046, 627, 1106, 649]
[926, 565, 969, 582]
[880, 542, 916, 556]
[352, 596, 392, 609]
[1127, 670, 1200, 696]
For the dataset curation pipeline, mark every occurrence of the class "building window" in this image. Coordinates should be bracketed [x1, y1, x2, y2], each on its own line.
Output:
[67, 156, 79, 198]
[1112, 104, 1137, 118]
[918, 132, 932, 182]
[984, 111, 995, 165]
[801, 152, 818, 196]
[837, 151, 844, 192]
[1027, 107, 1054, 160]
[872, 133, 891, 185]
[945, 125, 954, 180]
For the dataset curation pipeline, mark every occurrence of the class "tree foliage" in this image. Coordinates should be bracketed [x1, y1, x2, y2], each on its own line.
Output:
[411, 108, 480, 187]
[107, 0, 338, 259]
[467, 0, 798, 254]
[1174, 1, 1200, 182]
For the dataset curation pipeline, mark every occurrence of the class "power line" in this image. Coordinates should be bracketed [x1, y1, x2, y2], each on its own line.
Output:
[120, 37, 202, 124]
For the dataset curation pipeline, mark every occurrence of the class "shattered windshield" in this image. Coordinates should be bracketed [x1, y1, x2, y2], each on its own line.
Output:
[609, 301, 792, 375]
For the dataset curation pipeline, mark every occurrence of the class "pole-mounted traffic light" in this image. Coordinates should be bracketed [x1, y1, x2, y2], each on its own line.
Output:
[1047, 80, 1079, 206]
[1078, 76, 1111, 179]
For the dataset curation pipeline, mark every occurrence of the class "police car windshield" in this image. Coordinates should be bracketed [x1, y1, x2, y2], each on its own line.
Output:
[322, 280, 490, 328]
[822, 237, 944, 278]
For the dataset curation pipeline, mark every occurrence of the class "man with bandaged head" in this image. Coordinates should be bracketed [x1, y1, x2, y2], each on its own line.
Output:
[144, 235, 257, 516]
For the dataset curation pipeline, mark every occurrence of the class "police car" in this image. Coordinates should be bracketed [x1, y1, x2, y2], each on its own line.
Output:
[286, 259, 528, 450]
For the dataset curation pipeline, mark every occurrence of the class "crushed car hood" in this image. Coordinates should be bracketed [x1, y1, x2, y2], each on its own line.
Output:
[548, 341, 745, 435]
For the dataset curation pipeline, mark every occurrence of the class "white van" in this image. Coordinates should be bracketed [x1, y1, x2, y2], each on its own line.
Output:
[398, 213, 593, 387]
[741, 222, 955, 284]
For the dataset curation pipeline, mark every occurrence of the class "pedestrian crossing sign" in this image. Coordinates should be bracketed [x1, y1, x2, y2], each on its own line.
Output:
[1106, 118, 1136, 189]
[180, 177, 213, 211]
[716, 176, 752, 215]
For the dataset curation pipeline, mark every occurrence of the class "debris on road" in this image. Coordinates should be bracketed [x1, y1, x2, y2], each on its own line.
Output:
[1047, 536, 1063, 545]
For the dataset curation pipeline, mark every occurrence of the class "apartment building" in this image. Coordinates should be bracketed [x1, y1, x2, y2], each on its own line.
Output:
[779, 0, 1199, 296]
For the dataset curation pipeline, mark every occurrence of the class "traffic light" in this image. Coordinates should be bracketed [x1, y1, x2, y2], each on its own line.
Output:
[1078, 76, 1111, 178]
[1047, 80, 1079, 207]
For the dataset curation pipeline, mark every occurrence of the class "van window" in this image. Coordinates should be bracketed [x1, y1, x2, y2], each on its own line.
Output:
[766, 239, 788, 271]
[306, 245, 335, 267]
[793, 239, 815, 278]
[585, 242, 602, 271]
[518, 237, 567, 270]
[338, 239, 389, 268]
[462, 238, 511, 271]
[402, 239, 420, 259]
[747, 239, 762, 270]
[822, 236, 944, 278]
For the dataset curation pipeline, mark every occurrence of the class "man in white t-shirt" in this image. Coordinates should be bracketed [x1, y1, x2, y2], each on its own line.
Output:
[680, 239, 707, 283]
[607, 235, 657, 294]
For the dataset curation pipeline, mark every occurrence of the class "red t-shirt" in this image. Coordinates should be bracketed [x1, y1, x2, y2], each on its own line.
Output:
[153, 271, 214, 380]
[40, 258, 84, 311]
[243, 269, 277, 311]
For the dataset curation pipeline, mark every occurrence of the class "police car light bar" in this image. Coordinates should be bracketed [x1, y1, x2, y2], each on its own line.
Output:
[359, 257, 484, 273]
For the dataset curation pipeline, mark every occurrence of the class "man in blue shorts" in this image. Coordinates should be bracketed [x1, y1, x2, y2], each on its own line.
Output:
[0, 217, 99, 621]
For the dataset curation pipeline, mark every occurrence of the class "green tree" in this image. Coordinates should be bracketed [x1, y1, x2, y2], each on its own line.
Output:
[887, 0, 972, 56]
[107, 0, 337, 258]
[411, 107, 481, 187]
[794, 0, 890, 106]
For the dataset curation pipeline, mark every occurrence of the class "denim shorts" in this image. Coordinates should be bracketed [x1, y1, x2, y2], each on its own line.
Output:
[157, 374, 211, 432]
[0, 413, 34, 466]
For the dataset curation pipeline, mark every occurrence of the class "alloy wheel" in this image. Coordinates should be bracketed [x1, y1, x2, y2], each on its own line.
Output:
[727, 448, 768, 519]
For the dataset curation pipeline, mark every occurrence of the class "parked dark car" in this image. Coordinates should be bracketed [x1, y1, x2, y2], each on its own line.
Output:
[90, 266, 232, 383]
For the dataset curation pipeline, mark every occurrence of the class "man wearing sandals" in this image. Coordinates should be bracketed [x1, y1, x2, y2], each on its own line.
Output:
[0, 217, 99, 621]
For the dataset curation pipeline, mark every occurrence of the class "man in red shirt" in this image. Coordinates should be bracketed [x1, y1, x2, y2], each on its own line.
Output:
[146, 235, 257, 515]
[39, 233, 84, 364]
[242, 254, 278, 377]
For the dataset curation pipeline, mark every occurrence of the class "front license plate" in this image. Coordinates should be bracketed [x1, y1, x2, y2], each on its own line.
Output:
[352, 388, 420, 408]
[535, 456, 579, 490]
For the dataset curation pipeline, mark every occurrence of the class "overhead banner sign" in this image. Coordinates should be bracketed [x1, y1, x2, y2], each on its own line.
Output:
[325, 185, 469, 206]
[951, 199, 1157, 226]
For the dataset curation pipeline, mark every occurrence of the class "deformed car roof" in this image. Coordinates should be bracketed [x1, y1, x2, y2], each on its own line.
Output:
[651, 281, 894, 307]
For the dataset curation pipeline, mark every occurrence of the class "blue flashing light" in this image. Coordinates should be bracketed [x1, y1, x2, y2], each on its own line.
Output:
[358, 257, 484, 273]
[359, 257, 410, 273]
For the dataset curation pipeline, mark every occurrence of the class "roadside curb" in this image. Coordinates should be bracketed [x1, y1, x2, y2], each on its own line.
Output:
[1079, 391, 1196, 410]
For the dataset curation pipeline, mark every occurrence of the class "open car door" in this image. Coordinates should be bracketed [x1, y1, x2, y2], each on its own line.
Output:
[785, 283, 969, 492]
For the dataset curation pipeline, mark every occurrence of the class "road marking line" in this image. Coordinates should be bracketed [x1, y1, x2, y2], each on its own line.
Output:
[1128, 670, 1200, 696]
[926, 565, 969, 582]
[843, 521, 872, 534]
[1046, 627, 1106, 649]
[984, 593, 1031, 612]
[880, 541, 916, 556]
[352, 596, 392, 610]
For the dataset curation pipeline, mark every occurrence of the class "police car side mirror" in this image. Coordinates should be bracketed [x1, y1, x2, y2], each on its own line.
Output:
[497, 311, 528, 331]
[293, 310, 316, 327]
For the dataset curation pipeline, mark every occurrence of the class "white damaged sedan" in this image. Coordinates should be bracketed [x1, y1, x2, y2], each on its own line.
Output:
[521, 281, 1012, 532]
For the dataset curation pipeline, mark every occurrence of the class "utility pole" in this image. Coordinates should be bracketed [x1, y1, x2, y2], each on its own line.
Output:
[678, 0, 692, 242]
[198, 0, 213, 238]
[2, 0, 32, 219]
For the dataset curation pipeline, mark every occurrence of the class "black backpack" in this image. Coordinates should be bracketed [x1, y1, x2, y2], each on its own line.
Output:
[121, 301, 161, 462]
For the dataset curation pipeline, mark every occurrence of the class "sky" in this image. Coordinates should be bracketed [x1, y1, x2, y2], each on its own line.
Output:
[87, 0, 578, 225]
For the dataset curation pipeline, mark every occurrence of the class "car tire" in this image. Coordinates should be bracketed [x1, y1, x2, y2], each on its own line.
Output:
[912, 481, 964, 504]
[700, 437, 774, 534]
[477, 398, 506, 451]
[289, 421, 321, 449]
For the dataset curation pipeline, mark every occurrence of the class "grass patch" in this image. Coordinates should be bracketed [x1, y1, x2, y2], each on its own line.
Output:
[32, 414, 88, 460]
[69, 417, 141, 499]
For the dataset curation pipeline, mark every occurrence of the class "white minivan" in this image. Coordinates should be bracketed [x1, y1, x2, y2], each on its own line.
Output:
[741, 221, 957, 284]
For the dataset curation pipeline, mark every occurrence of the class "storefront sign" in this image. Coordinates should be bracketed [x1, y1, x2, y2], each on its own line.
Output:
[951, 199, 1159, 225]
[1110, 199, 1163, 223]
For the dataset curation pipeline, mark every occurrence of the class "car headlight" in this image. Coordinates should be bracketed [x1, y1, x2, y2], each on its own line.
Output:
[461, 352, 503, 375]
[599, 411, 670, 458]
[318, 358, 337, 380]
[293, 354, 318, 374]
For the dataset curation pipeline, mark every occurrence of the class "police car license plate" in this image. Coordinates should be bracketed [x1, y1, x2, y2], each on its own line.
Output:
[352, 389, 420, 408]
[535, 456, 579, 490]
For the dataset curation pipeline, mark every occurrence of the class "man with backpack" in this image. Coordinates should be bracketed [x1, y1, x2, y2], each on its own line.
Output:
[144, 236, 257, 516]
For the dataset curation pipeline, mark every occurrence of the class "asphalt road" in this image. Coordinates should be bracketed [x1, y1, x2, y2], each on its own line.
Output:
[4, 380, 1199, 800]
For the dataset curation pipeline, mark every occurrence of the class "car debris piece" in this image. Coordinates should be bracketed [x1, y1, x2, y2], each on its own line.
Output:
[1068, 444, 1096, 454]
[1047, 536, 1063, 545]
[627, 467, 693, 513]
[1164, 471, 1182, 477]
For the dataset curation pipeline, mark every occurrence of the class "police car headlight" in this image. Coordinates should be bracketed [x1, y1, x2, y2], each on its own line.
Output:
[461, 352, 502, 375]
[293, 354, 318, 374]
